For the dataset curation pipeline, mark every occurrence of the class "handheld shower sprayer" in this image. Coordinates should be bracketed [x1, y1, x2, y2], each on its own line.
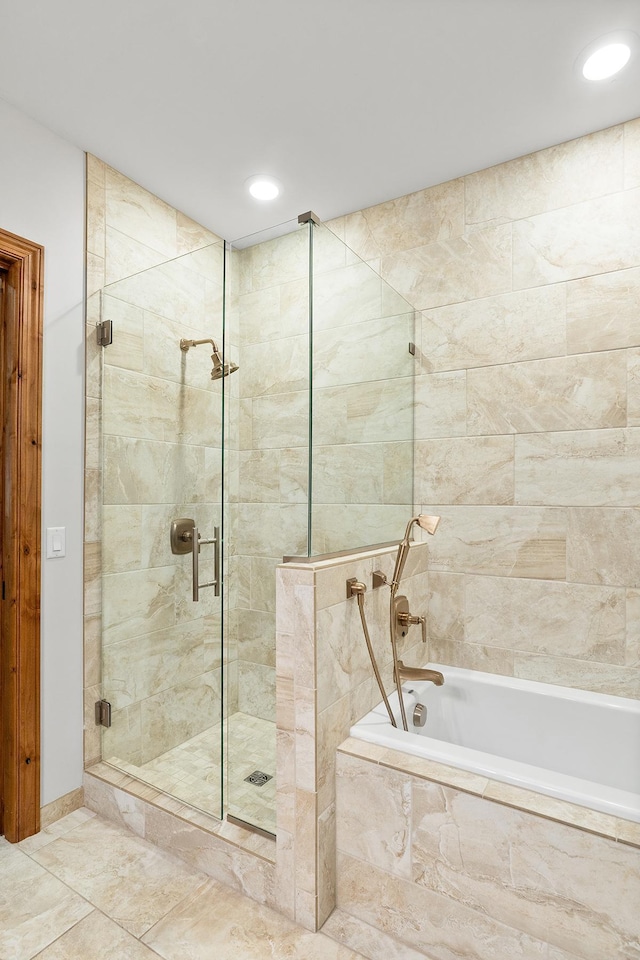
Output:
[390, 514, 441, 591]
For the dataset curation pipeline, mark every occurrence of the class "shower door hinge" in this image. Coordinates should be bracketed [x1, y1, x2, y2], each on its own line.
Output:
[95, 699, 112, 727]
[96, 320, 113, 347]
[409, 341, 416, 355]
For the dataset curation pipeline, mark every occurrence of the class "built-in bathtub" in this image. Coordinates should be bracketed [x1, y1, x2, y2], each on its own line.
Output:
[350, 663, 640, 823]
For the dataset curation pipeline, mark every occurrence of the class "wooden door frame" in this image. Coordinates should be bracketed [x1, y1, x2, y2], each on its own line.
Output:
[0, 227, 43, 842]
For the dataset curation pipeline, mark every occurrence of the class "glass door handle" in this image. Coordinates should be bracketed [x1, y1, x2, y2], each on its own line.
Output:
[170, 518, 220, 601]
[192, 525, 220, 601]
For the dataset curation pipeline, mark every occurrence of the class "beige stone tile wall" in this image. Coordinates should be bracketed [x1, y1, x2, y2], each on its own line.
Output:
[334, 744, 640, 960]
[329, 116, 640, 699]
[276, 542, 430, 931]
[232, 221, 415, 721]
[84, 156, 227, 769]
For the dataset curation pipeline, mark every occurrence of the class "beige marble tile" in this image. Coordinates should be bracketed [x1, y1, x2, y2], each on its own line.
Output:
[567, 506, 640, 587]
[237, 661, 275, 722]
[336, 752, 412, 879]
[35, 909, 161, 960]
[342, 179, 465, 260]
[466, 125, 624, 224]
[380, 222, 512, 311]
[314, 314, 414, 390]
[86, 253, 105, 298]
[0, 840, 92, 960]
[294, 788, 318, 894]
[468, 351, 626, 435]
[318, 695, 352, 813]
[414, 370, 466, 439]
[624, 116, 640, 189]
[143, 873, 364, 958]
[102, 565, 175, 645]
[421, 284, 566, 373]
[513, 188, 640, 289]
[337, 850, 549, 960]
[626, 589, 640, 666]
[102, 700, 142, 767]
[176, 211, 221, 254]
[237, 609, 276, 666]
[464, 576, 626, 662]
[628, 348, 640, 426]
[103, 436, 208, 505]
[428, 638, 515, 677]
[20, 807, 95, 854]
[427, 571, 465, 641]
[312, 443, 384, 504]
[105, 166, 178, 258]
[322, 909, 428, 960]
[251, 390, 308, 449]
[40, 791, 88, 833]
[617, 816, 640, 848]
[513, 652, 640, 699]
[239, 284, 283, 345]
[566, 266, 640, 353]
[103, 619, 208, 710]
[82, 778, 146, 838]
[314, 378, 413, 446]
[86, 177, 105, 259]
[312, 261, 382, 331]
[310, 503, 408, 557]
[241, 335, 308, 399]
[481, 781, 619, 840]
[105, 226, 170, 286]
[411, 783, 640, 959]
[32, 815, 202, 938]
[246, 227, 309, 291]
[515, 428, 640, 507]
[426, 505, 566, 580]
[318, 802, 336, 927]
[415, 436, 515, 505]
[140, 670, 221, 762]
[86, 153, 105, 186]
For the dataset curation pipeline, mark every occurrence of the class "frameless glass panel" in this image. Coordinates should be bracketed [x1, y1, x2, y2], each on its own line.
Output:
[99, 240, 226, 821]
[223, 218, 310, 835]
[310, 221, 415, 555]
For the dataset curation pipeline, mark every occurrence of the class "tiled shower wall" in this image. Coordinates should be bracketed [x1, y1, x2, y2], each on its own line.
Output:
[84, 156, 227, 767]
[231, 224, 414, 721]
[329, 118, 640, 700]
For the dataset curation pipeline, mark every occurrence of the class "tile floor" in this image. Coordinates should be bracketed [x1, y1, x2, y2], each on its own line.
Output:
[107, 711, 276, 835]
[2, 807, 365, 960]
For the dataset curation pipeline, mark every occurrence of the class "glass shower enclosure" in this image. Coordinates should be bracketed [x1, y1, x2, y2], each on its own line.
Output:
[98, 215, 415, 835]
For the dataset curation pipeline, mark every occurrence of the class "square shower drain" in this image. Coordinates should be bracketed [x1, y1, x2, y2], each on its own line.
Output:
[244, 770, 273, 786]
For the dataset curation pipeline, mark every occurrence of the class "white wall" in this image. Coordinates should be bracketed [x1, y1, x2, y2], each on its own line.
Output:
[0, 97, 85, 804]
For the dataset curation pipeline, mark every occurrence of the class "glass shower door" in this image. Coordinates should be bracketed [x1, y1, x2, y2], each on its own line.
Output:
[99, 241, 227, 820]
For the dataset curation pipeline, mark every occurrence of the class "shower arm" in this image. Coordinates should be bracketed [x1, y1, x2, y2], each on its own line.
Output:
[180, 337, 221, 353]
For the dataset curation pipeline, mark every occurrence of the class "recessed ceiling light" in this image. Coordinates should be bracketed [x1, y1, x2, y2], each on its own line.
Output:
[577, 31, 637, 81]
[583, 42, 630, 80]
[245, 175, 281, 201]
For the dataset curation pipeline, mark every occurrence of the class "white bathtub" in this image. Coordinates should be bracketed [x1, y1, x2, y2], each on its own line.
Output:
[350, 664, 640, 823]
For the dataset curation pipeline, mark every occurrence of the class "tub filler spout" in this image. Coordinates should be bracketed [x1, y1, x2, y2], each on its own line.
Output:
[396, 661, 445, 686]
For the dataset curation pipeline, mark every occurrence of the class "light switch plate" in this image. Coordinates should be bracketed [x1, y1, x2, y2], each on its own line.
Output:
[46, 526, 66, 559]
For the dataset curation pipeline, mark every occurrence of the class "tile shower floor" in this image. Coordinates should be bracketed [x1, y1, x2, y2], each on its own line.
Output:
[107, 712, 276, 835]
[2, 807, 364, 960]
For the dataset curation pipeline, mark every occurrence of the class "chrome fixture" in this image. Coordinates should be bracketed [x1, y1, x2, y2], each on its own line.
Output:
[180, 337, 239, 380]
[346, 577, 396, 727]
[170, 517, 220, 600]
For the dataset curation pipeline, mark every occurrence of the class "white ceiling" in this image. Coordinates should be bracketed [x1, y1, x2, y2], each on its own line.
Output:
[2, 0, 640, 241]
